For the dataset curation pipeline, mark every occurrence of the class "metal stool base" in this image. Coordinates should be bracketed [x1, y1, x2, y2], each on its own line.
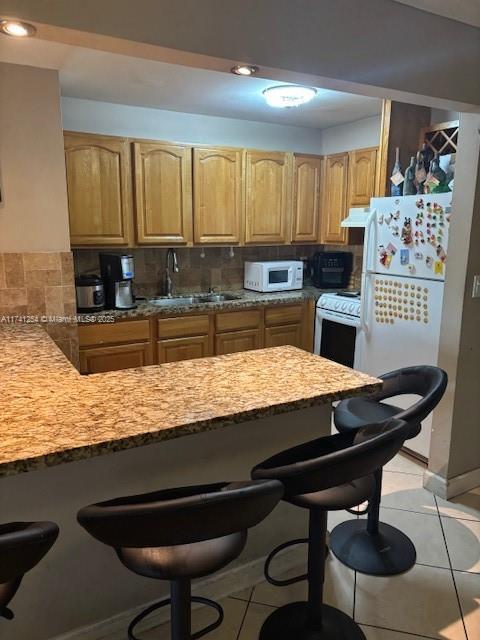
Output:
[330, 519, 416, 576]
[259, 601, 366, 640]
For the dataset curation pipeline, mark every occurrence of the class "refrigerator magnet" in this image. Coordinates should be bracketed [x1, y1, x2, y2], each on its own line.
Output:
[408, 264, 416, 275]
[414, 250, 423, 260]
[436, 244, 447, 262]
[393, 210, 400, 220]
[386, 242, 398, 255]
[385, 213, 393, 225]
[391, 224, 399, 237]
[434, 261, 444, 275]
[378, 214, 384, 224]
[400, 249, 410, 265]
[401, 218, 413, 246]
[426, 256, 434, 268]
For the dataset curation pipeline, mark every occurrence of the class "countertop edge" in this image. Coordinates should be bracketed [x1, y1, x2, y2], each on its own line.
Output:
[0, 380, 381, 477]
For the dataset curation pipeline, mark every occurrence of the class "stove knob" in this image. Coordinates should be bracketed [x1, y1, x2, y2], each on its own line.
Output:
[341, 302, 347, 311]
[349, 303, 355, 314]
[334, 301, 340, 310]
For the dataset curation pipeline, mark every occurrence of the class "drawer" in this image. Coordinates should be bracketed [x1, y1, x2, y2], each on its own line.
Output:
[78, 319, 150, 347]
[265, 304, 303, 327]
[216, 309, 261, 333]
[158, 315, 210, 339]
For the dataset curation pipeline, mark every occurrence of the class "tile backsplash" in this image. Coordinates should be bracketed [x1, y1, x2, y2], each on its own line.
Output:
[74, 244, 363, 297]
[0, 252, 79, 367]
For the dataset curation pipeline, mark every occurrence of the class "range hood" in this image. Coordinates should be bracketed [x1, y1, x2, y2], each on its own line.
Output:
[341, 207, 370, 228]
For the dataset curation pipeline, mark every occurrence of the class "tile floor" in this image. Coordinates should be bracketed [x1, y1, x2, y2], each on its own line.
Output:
[141, 453, 479, 640]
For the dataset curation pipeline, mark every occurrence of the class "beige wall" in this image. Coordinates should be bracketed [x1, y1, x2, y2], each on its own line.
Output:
[0, 63, 70, 251]
[429, 112, 480, 489]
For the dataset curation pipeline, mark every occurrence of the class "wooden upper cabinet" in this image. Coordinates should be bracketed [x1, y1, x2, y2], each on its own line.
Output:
[348, 147, 377, 207]
[64, 132, 132, 246]
[320, 153, 349, 245]
[133, 142, 192, 245]
[292, 154, 322, 243]
[193, 147, 243, 244]
[245, 151, 292, 244]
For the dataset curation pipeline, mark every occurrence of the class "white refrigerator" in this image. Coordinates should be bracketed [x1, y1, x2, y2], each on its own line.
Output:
[354, 193, 453, 458]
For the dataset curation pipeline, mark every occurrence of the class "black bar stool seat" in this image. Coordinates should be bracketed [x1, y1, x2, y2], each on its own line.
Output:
[118, 530, 246, 581]
[330, 365, 447, 577]
[0, 521, 59, 621]
[286, 474, 375, 511]
[78, 480, 283, 640]
[252, 420, 410, 640]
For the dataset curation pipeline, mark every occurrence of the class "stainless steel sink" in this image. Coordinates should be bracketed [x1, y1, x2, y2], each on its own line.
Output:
[196, 293, 243, 303]
[148, 293, 243, 307]
[148, 296, 197, 307]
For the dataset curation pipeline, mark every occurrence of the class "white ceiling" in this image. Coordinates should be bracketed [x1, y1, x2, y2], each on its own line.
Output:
[391, 0, 480, 27]
[0, 37, 381, 129]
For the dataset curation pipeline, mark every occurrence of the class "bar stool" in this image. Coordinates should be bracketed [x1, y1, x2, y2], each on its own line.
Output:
[330, 365, 447, 576]
[78, 479, 283, 640]
[0, 521, 59, 621]
[252, 418, 410, 640]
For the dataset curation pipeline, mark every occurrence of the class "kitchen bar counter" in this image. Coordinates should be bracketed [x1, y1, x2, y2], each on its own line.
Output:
[0, 324, 380, 477]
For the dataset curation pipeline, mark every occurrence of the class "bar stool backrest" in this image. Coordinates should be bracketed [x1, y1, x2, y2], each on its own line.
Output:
[77, 479, 283, 548]
[0, 521, 59, 584]
[371, 366, 447, 428]
[251, 419, 410, 497]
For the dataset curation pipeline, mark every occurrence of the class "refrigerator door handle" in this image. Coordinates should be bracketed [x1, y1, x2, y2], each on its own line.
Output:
[362, 209, 377, 276]
[360, 271, 371, 335]
[360, 210, 376, 335]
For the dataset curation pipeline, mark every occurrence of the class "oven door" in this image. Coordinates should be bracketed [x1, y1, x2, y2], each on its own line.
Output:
[264, 265, 293, 291]
[314, 312, 360, 368]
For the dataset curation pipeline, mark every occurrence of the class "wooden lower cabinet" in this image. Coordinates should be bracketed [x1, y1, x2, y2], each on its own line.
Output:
[79, 301, 314, 373]
[215, 329, 262, 355]
[79, 342, 153, 374]
[158, 335, 211, 363]
[264, 323, 303, 349]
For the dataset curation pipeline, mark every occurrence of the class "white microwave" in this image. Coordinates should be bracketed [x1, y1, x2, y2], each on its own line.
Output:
[244, 260, 303, 292]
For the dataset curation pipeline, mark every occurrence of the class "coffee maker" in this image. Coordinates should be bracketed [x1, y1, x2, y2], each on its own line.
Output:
[100, 253, 136, 310]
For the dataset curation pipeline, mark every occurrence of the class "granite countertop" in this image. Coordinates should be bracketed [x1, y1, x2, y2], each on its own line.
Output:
[77, 286, 355, 322]
[0, 324, 380, 477]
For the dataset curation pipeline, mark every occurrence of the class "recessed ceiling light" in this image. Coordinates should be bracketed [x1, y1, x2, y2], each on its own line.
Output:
[0, 19, 37, 37]
[231, 64, 259, 76]
[263, 85, 317, 108]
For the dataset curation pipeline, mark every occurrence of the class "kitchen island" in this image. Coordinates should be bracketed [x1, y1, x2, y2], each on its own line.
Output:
[0, 324, 380, 639]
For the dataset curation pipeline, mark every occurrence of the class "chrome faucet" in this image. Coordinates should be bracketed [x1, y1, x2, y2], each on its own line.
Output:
[165, 248, 179, 297]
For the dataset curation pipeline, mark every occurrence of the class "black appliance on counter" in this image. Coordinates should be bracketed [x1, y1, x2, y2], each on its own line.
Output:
[99, 253, 137, 310]
[310, 251, 353, 289]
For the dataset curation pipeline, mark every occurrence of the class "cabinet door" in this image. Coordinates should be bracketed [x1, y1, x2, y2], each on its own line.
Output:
[292, 155, 322, 243]
[264, 324, 303, 349]
[348, 147, 377, 207]
[321, 153, 349, 245]
[79, 342, 153, 374]
[158, 335, 210, 363]
[215, 329, 261, 355]
[193, 147, 243, 244]
[64, 132, 132, 246]
[245, 151, 292, 244]
[134, 142, 192, 245]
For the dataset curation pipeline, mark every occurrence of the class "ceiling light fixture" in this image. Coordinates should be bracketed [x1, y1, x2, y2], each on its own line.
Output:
[263, 85, 317, 108]
[0, 19, 37, 37]
[231, 64, 259, 76]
